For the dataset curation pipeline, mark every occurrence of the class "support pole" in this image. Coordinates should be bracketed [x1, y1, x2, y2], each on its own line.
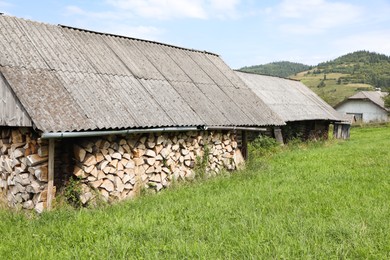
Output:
[273, 127, 284, 144]
[241, 130, 248, 160]
[47, 139, 55, 210]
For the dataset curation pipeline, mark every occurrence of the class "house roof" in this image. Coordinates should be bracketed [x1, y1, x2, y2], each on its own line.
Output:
[0, 15, 284, 133]
[235, 71, 344, 122]
[334, 91, 388, 112]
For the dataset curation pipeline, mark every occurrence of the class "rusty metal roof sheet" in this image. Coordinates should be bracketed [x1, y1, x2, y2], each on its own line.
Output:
[0, 15, 284, 132]
[236, 71, 344, 122]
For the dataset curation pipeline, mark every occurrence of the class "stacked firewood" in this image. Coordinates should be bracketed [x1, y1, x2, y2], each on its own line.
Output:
[0, 128, 51, 212]
[73, 131, 242, 205]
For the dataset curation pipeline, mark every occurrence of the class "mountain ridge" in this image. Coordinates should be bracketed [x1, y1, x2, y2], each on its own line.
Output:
[239, 50, 390, 106]
[239, 61, 312, 78]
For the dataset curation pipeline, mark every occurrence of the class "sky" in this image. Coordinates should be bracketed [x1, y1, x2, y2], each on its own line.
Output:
[1, 0, 390, 69]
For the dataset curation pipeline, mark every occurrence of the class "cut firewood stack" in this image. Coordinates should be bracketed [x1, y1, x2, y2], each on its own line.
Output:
[0, 128, 244, 210]
[0, 128, 52, 213]
[73, 131, 243, 205]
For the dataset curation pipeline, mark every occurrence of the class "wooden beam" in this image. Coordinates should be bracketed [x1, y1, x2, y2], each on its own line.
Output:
[47, 139, 55, 210]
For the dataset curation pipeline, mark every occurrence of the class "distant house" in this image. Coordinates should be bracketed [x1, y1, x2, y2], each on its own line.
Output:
[235, 71, 345, 142]
[334, 91, 389, 123]
[0, 15, 284, 211]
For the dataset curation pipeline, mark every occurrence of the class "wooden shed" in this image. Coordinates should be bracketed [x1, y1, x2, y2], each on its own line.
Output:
[235, 71, 346, 142]
[0, 15, 284, 211]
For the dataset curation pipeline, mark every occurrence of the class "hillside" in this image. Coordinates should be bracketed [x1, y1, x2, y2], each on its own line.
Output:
[239, 61, 311, 78]
[291, 51, 390, 106]
[241, 51, 390, 106]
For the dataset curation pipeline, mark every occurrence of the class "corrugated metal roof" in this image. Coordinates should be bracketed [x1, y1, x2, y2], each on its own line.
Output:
[0, 73, 32, 127]
[236, 71, 344, 122]
[0, 15, 284, 132]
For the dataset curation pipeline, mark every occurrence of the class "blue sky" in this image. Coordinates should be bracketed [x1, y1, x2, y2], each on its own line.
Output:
[1, 0, 390, 69]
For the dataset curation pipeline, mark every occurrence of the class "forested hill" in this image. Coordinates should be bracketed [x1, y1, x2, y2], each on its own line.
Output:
[316, 50, 390, 91]
[239, 61, 311, 78]
[239, 51, 390, 106]
[291, 50, 390, 106]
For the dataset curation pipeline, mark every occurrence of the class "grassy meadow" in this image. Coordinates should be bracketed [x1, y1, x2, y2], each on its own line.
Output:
[1, 125, 389, 259]
[291, 71, 373, 106]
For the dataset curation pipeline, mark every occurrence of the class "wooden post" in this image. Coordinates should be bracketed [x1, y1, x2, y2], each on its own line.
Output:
[241, 130, 248, 160]
[47, 139, 55, 210]
[274, 127, 284, 144]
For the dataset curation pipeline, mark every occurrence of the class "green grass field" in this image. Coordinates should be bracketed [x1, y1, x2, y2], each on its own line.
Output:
[1, 125, 390, 259]
[291, 71, 373, 106]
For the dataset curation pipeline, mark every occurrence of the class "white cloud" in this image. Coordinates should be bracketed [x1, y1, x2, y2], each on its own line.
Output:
[103, 24, 165, 40]
[333, 30, 390, 55]
[65, 5, 126, 20]
[271, 0, 363, 35]
[105, 0, 242, 20]
[64, 6, 164, 40]
[62, 0, 243, 41]
[105, 0, 207, 20]
[0, 1, 11, 9]
[209, 0, 241, 19]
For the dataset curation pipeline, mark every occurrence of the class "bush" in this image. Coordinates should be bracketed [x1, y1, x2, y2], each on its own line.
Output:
[63, 177, 82, 208]
[248, 135, 279, 158]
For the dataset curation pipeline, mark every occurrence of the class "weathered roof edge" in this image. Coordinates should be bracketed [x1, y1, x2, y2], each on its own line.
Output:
[1, 13, 220, 57]
[235, 70, 344, 122]
[59, 24, 219, 57]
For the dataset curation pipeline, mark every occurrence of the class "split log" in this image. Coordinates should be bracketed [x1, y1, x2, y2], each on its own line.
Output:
[123, 153, 131, 160]
[116, 171, 125, 179]
[87, 176, 97, 182]
[38, 146, 48, 157]
[11, 130, 23, 143]
[26, 154, 48, 167]
[114, 177, 125, 192]
[12, 148, 25, 159]
[97, 171, 105, 180]
[83, 164, 95, 174]
[134, 158, 144, 166]
[83, 154, 97, 167]
[96, 153, 104, 163]
[74, 145, 86, 162]
[125, 160, 135, 169]
[149, 174, 161, 183]
[74, 165, 87, 179]
[146, 157, 156, 166]
[90, 179, 103, 188]
[146, 142, 155, 149]
[119, 139, 127, 146]
[112, 152, 122, 160]
[146, 166, 155, 174]
[98, 160, 109, 171]
[101, 179, 114, 192]
[26, 181, 41, 193]
[160, 148, 170, 158]
[122, 174, 133, 184]
[145, 149, 156, 157]
[154, 144, 163, 154]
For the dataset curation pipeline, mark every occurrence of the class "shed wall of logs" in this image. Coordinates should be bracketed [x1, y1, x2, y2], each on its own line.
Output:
[0, 128, 245, 210]
[0, 127, 53, 212]
[73, 130, 244, 205]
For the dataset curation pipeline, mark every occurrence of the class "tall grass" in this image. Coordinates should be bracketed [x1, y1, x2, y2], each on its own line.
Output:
[0, 126, 389, 259]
